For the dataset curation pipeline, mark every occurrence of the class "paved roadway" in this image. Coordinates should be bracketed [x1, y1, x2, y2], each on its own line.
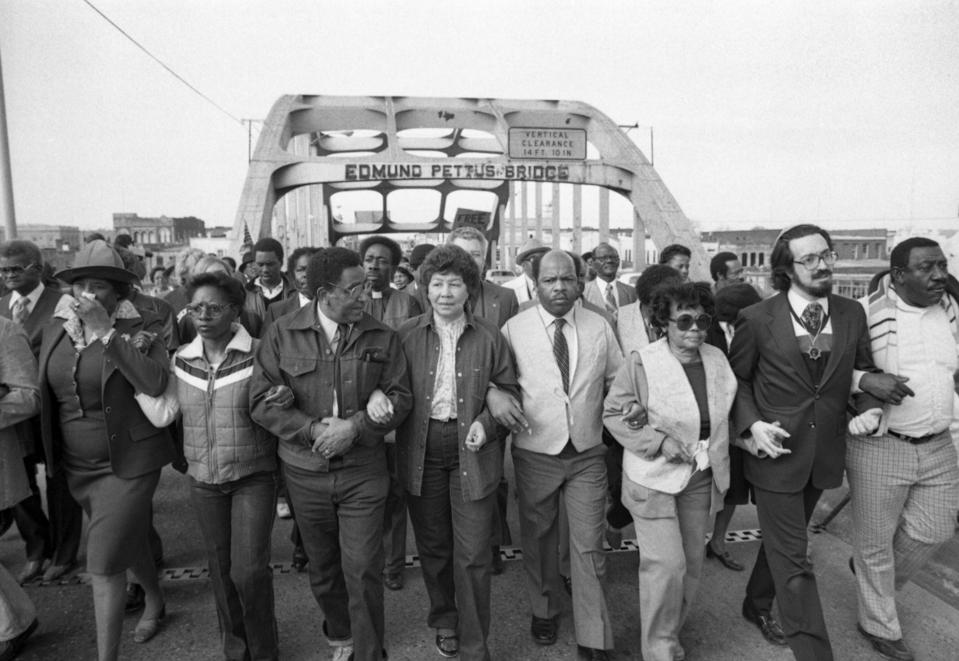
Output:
[3, 462, 958, 660]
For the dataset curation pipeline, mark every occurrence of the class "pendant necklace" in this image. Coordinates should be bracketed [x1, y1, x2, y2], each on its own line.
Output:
[788, 305, 830, 360]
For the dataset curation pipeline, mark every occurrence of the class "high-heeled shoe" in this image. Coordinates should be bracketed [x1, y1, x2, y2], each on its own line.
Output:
[133, 605, 166, 644]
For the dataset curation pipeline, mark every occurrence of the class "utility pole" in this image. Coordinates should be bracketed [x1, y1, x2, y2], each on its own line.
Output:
[0, 46, 17, 238]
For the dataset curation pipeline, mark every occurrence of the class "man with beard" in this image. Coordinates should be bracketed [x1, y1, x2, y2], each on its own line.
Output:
[729, 224, 910, 660]
[845, 237, 959, 661]
[583, 243, 637, 321]
[251, 247, 412, 661]
[499, 250, 621, 661]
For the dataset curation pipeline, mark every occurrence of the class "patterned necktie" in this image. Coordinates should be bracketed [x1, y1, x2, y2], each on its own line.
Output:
[604, 283, 618, 316]
[11, 298, 28, 325]
[801, 302, 823, 336]
[332, 324, 349, 416]
[552, 318, 570, 394]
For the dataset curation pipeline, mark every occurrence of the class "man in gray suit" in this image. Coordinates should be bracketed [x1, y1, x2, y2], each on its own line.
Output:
[499, 250, 622, 661]
[583, 243, 637, 320]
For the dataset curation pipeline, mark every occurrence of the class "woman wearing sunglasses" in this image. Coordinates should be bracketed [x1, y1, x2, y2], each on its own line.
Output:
[603, 281, 737, 661]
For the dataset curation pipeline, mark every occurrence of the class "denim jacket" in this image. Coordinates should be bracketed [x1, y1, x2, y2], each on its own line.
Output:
[396, 311, 518, 501]
[250, 302, 412, 472]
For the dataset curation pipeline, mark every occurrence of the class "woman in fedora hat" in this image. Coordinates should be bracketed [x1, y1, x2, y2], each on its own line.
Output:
[38, 240, 175, 660]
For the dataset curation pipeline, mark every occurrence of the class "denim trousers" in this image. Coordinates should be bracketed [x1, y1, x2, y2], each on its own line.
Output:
[190, 471, 279, 661]
[282, 455, 389, 661]
[407, 420, 496, 661]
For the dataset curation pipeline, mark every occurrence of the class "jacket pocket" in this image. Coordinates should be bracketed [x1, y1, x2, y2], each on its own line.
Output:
[279, 356, 318, 377]
[129, 422, 165, 444]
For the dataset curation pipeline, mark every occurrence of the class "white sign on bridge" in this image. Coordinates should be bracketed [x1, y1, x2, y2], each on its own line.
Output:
[508, 127, 587, 160]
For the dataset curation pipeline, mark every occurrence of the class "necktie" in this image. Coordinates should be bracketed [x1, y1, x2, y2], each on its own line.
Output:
[11, 298, 28, 325]
[332, 324, 350, 417]
[552, 318, 570, 394]
[801, 303, 823, 336]
[604, 283, 618, 316]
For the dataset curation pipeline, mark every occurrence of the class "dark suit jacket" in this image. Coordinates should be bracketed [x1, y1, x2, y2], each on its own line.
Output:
[38, 311, 175, 479]
[0, 286, 64, 358]
[728, 292, 875, 492]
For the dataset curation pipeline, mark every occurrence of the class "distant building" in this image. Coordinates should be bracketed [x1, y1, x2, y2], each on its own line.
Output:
[113, 213, 205, 248]
[0, 224, 82, 252]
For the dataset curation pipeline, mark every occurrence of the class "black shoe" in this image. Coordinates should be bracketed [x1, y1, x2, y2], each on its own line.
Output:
[0, 618, 38, 661]
[384, 572, 403, 591]
[292, 549, 308, 572]
[561, 574, 572, 596]
[125, 583, 146, 613]
[741, 599, 787, 646]
[531, 615, 557, 645]
[491, 546, 504, 575]
[857, 624, 914, 661]
[577, 645, 610, 660]
[705, 542, 744, 571]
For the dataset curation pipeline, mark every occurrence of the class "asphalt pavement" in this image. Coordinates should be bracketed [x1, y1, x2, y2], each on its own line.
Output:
[3, 463, 959, 660]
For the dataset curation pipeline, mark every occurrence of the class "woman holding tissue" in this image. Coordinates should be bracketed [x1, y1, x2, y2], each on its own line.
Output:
[603, 281, 737, 661]
[39, 240, 174, 660]
[392, 244, 519, 661]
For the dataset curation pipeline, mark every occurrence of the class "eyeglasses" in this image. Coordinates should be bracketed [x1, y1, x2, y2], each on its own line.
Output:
[185, 302, 233, 318]
[327, 281, 368, 298]
[793, 250, 838, 270]
[669, 313, 712, 331]
[0, 264, 36, 276]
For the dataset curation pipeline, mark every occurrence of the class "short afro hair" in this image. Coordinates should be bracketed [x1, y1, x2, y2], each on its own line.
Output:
[419, 244, 480, 302]
[359, 235, 402, 267]
[306, 247, 361, 298]
[253, 237, 284, 261]
[649, 281, 714, 330]
[287, 246, 320, 275]
[770, 224, 832, 292]
[634, 264, 682, 306]
[709, 251, 739, 282]
[658, 244, 691, 265]
[0, 240, 42, 266]
[889, 237, 940, 271]
[187, 271, 247, 310]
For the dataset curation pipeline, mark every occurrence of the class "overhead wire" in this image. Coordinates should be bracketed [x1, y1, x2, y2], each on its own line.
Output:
[79, 0, 244, 126]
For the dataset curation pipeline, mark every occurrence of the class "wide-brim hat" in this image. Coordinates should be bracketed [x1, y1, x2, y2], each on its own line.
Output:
[516, 238, 548, 264]
[55, 240, 138, 285]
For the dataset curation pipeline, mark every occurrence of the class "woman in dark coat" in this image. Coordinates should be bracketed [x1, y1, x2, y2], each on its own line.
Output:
[39, 241, 174, 661]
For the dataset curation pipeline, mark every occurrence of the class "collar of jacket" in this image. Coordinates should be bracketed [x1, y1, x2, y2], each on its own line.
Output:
[285, 301, 388, 335]
[178, 323, 252, 360]
[413, 307, 476, 331]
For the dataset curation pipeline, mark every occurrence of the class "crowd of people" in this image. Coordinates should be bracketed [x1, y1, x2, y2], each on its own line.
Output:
[0, 223, 956, 661]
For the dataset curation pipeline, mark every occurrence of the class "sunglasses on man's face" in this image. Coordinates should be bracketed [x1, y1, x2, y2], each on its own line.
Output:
[669, 313, 712, 331]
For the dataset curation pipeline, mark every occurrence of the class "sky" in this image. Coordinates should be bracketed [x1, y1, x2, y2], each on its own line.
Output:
[1, 0, 958, 234]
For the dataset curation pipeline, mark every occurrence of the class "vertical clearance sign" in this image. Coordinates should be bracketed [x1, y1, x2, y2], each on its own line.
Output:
[508, 128, 587, 160]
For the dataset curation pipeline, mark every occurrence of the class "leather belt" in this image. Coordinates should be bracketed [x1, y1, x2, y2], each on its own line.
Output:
[887, 429, 939, 445]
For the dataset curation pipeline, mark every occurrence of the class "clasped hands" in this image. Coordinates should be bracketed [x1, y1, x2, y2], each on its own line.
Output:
[742, 420, 792, 459]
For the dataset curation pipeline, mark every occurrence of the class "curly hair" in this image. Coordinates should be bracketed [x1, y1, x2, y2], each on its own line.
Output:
[634, 265, 682, 306]
[0, 240, 42, 266]
[418, 244, 480, 301]
[359, 235, 402, 267]
[186, 271, 247, 309]
[770, 224, 832, 292]
[658, 244, 691, 265]
[287, 246, 320, 275]
[648, 281, 714, 329]
[306, 247, 362, 297]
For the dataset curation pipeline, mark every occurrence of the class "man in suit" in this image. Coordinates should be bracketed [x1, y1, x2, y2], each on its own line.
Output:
[0, 240, 82, 584]
[583, 243, 637, 320]
[359, 235, 423, 591]
[710, 251, 746, 292]
[499, 250, 622, 661]
[729, 224, 911, 661]
[244, 238, 297, 335]
[263, 247, 321, 330]
[503, 239, 547, 305]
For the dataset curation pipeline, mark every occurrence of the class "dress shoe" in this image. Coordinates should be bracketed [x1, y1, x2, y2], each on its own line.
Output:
[577, 645, 610, 660]
[292, 548, 308, 572]
[491, 546, 504, 575]
[435, 632, 459, 658]
[384, 572, 403, 591]
[0, 618, 38, 661]
[561, 574, 572, 596]
[15, 560, 44, 585]
[125, 583, 146, 613]
[705, 542, 744, 571]
[133, 605, 166, 644]
[41, 561, 77, 583]
[741, 599, 787, 646]
[857, 624, 914, 661]
[530, 615, 557, 645]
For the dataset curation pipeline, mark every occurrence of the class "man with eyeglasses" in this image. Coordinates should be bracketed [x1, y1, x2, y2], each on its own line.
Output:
[844, 237, 959, 661]
[0, 240, 82, 585]
[728, 224, 911, 661]
[250, 247, 412, 661]
[583, 243, 637, 320]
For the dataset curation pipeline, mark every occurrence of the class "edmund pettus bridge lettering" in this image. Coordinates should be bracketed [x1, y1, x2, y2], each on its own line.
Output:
[343, 162, 571, 182]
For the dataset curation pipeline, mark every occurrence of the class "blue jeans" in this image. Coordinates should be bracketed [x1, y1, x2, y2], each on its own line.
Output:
[407, 420, 495, 661]
[282, 455, 389, 661]
[190, 471, 278, 661]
